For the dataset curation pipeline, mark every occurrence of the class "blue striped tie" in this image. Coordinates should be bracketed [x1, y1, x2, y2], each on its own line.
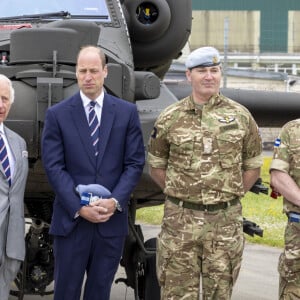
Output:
[0, 135, 11, 186]
[88, 101, 100, 156]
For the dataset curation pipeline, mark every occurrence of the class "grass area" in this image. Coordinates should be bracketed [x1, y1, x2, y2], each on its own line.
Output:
[136, 156, 286, 248]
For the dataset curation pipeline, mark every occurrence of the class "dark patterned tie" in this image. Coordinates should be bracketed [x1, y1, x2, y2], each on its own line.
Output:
[0, 135, 11, 186]
[88, 101, 100, 156]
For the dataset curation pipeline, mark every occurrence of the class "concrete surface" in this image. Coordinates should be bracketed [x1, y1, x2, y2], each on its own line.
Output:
[111, 224, 281, 300]
[9, 223, 281, 300]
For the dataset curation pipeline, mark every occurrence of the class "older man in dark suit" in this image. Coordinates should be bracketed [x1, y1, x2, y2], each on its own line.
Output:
[41, 46, 145, 300]
[0, 74, 28, 300]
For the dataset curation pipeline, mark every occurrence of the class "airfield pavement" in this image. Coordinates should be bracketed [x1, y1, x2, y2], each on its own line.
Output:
[9, 223, 281, 300]
[9, 152, 281, 299]
[111, 224, 281, 300]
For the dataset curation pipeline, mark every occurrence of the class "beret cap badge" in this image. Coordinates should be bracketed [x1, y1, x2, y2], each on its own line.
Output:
[212, 56, 218, 64]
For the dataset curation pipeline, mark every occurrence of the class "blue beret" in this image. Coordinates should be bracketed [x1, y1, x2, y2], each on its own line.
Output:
[185, 46, 221, 69]
[76, 184, 111, 198]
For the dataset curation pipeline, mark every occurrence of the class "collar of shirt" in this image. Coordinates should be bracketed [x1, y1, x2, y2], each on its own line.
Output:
[0, 123, 4, 135]
[80, 90, 104, 124]
[185, 94, 222, 112]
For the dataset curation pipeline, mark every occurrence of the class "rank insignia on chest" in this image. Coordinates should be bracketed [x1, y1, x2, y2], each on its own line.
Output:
[203, 137, 213, 154]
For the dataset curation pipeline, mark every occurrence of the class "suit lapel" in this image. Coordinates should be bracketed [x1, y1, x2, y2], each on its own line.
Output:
[70, 93, 96, 164]
[96, 94, 115, 169]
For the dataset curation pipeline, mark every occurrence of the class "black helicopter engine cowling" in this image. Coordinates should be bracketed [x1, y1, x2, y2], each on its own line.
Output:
[122, 0, 192, 78]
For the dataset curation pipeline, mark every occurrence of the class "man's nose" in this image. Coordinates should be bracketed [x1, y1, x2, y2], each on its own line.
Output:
[84, 72, 93, 80]
[204, 71, 214, 79]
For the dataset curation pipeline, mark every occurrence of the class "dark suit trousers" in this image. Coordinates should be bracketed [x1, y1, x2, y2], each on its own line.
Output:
[53, 219, 125, 300]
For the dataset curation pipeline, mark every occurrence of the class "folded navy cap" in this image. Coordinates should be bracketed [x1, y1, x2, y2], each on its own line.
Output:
[185, 46, 221, 69]
[76, 184, 111, 198]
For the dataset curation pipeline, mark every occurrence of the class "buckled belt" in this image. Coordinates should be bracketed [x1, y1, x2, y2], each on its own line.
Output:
[288, 212, 300, 223]
[167, 196, 240, 212]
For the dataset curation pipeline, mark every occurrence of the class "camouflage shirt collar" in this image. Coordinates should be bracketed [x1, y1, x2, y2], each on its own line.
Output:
[184, 94, 222, 111]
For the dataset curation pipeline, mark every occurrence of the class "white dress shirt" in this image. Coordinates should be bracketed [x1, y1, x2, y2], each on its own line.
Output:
[80, 90, 104, 125]
[0, 123, 15, 181]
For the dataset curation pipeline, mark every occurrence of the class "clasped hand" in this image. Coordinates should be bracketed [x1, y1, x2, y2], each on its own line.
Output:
[78, 198, 116, 223]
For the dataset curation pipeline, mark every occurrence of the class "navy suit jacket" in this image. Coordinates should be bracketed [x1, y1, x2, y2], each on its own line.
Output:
[41, 92, 145, 237]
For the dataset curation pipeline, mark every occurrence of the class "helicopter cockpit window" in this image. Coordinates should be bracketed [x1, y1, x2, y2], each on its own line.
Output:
[0, 0, 111, 22]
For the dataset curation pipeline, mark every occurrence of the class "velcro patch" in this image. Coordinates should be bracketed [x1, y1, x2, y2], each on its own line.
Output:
[220, 124, 238, 132]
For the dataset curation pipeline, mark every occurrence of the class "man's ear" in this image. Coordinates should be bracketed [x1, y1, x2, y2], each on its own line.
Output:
[104, 65, 108, 78]
[185, 69, 192, 82]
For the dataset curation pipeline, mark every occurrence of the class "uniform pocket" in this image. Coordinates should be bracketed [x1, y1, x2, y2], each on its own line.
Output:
[278, 222, 300, 282]
[169, 134, 194, 169]
[217, 131, 243, 168]
[156, 233, 173, 285]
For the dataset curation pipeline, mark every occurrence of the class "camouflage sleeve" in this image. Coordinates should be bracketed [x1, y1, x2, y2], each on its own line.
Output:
[147, 117, 169, 169]
[242, 114, 263, 170]
[269, 122, 291, 173]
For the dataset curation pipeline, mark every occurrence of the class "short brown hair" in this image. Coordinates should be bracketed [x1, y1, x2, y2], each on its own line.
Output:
[77, 45, 107, 67]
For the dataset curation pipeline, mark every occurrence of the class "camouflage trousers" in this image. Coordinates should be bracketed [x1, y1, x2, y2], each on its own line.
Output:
[278, 220, 300, 300]
[157, 199, 245, 300]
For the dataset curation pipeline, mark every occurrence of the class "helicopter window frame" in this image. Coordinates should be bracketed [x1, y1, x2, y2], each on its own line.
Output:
[0, 0, 112, 23]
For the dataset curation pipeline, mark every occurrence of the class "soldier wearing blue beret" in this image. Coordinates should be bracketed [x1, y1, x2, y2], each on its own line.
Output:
[148, 46, 263, 299]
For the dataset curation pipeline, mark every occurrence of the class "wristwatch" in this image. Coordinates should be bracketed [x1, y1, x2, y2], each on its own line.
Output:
[112, 198, 122, 213]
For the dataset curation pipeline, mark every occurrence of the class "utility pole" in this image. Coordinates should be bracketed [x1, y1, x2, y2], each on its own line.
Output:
[223, 17, 229, 88]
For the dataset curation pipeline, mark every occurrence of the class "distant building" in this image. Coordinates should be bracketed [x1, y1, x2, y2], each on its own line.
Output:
[191, 0, 300, 53]
[191, 0, 300, 75]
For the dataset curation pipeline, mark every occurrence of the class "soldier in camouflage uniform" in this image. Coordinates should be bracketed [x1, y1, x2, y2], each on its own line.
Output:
[270, 119, 300, 300]
[147, 46, 263, 300]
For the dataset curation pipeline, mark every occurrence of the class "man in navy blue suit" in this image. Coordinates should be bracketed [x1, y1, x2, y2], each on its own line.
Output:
[41, 45, 145, 300]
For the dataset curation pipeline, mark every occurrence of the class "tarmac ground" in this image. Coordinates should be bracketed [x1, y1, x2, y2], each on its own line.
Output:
[9, 223, 281, 300]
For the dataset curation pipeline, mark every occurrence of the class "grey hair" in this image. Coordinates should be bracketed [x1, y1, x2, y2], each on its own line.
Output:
[0, 74, 14, 103]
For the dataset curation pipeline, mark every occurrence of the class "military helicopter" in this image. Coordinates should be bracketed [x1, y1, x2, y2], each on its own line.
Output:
[0, 0, 291, 299]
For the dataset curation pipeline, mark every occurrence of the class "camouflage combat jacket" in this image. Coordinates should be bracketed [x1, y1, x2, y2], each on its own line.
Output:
[270, 119, 300, 213]
[147, 94, 263, 204]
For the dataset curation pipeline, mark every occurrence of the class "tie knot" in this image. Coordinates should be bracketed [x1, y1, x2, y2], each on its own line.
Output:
[90, 101, 96, 108]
